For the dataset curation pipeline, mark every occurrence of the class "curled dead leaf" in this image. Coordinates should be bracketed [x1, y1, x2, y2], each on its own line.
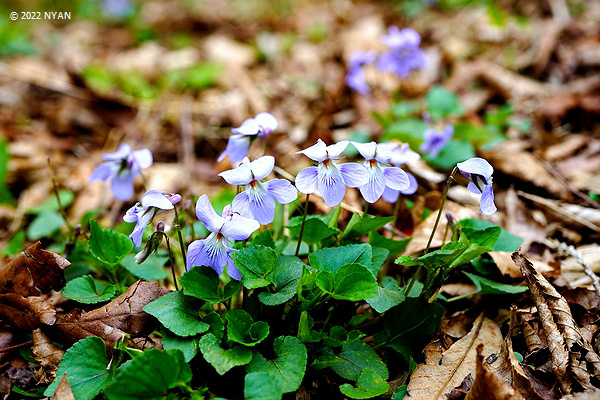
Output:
[50, 372, 75, 400]
[32, 328, 64, 376]
[53, 280, 168, 348]
[406, 314, 503, 399]
[0, 241, 69, 296]
[0, 294, 56, 330]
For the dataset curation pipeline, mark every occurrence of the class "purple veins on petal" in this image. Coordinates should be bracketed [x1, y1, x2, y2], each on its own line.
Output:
[195, 194, 226, 233]
[295, 166, 319, 194]
[479, 185, 497, 215]
[217, 135, 251, 164]
[457, 157, 497, 215]
[383, 166, 410, 191]
[317, 163, 346, 207]
[265, 179, 298, 204]
[339, 163, 369, 188]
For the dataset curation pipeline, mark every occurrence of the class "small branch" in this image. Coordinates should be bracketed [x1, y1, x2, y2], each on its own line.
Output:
[0, 340, 33, 353]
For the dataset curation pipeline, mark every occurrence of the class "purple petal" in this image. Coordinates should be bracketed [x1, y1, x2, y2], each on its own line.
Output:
[345, 67, 370, 95]
[296, 139, 327, 162]
[295, 166, 319, 194]
[265, 179, 297, 204]
[88, 162, 118, 182]
[249, 156, 274, 181]
[383, 166, 410, 191]
[467, 182, 482, 195]
[376, 51, 397, 73]
[195, 194, 225, 233]
[217, 135, 251, 164]
[351, 142, 377, 160]
[389, 143, 420, 166]
[168, 194, 182, 205]
[254, 112, 278, 135]
[186, 240, 205, 271]
[186, 234, 228, 275]
[221, 214, 260, 240]
[141, 190, 174, 210]
[326, 141, 349, 159]
[245, 185, 276, 224]
[226, 251, 242, 280]
[129, 208, 154, 247]
[123, 203, 142, 223]
[317, 164, 346, 207]
[219, 163, 253, 185]
[382, 187, 400, 203]
[339, 162, 369, 188]
[232, 118, 260, 136]
[103, 143, 131, 161]
[359, 165, 385, 203]
[231, 192, 254, 219]
[479, 185, 497, 215]
[400, 172, 418, 195]
[132, 149, 153, 169]
[457, 158, 494, 182]
[111, 172, 135, 201]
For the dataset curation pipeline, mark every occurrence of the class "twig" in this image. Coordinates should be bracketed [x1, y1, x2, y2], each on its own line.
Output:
[547, 239, 600, 292]
[0, 340, 33, 353]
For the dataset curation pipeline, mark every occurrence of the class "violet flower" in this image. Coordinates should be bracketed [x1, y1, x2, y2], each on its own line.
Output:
[217, 112, 278, 164]
[379, 142, 421, 202]
[89, 143, 152, 201]
[376, 26, 427, 78]
[123, 190, 182, 247]
[345, 50, 377, 95]
[219, 156, 297, 224]
[457, 157, 497, 215]
[351, 142, 410, 203]
[295, 139, 369, 207]
[186, 195, 260, 280]
[420, 125, 454, 158]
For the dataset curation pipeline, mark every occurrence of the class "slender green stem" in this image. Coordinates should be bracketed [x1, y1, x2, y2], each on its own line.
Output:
[263, 139, 268, 156]
[404, 167, 457, 296]
[295, 194, 310, 256]
[46, 157, 73, 231]
[391, 196, 402, 237]
[363, 201, 369, 215]
[163, 234, 179, 290]
[172, 205, 187, 262]
[446, 290, 481, 302]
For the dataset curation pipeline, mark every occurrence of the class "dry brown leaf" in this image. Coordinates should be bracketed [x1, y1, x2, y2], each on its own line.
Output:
[53, 280, 168, 347]
[405, 201, 478, 255]
[0, 294, 56, 329]
[51, 372, 75, 400]
[32, 328, 64, 376]
[504, 188, 550, 254]
[0, 241, 70, 296]
[560, 389, 600, 400]
[464, 344, 525, 400]
[514, 252, 600, 393]
[490, 252, 554, 279]
[406, 314, 503, 399]
[554, 243, 600, 290]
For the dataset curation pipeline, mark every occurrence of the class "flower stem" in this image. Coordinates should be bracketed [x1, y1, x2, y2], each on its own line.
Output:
[295, 194, 310, 256]
[163, 234, 179, 291]
[172, 205, 187, 262]
[404, 167, 457, 296]
[363, 201, 369, 215]
[46, 157, 73, 231]
[391, 195, 402, 239]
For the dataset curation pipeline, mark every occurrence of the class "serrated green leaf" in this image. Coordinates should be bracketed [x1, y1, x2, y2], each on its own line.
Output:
[232, 245, 277, 289]
[120, 253, 168, 280]
[325, 263, 378, 301]
[180, 266, 240, 304]
[249, 229, 276, 249]
[395, 241, 466, 269]
[297, 311, 321, 343]
[204, 311, 225, 339]
[246, 336, 307, 393]
[339, 368, 390, 399]
[322, 326, 365, 347]
[161, 328, 199, 363]
[463, 271, 529, 295]
[244, 372, 284, 400]
[369, 232, 411, 256]
[459, 219, 523, 252]
[258, 255, 303, 306]
[382, 298, 444, 361]
[226, 310, 269, 346]
[27, 211, 65, 240]
[341, 213, 393, 240]
[199, 333, 253, 375]
[62, 275, 117, 304]
[88, 219, 133, 266]
[366, 277, 405, 313]
[372, 247, 389, 272]
[143, 291, 209, 337]
[288, 216, 339, 245]
[44, 337, 109, 400]
[104, 349, 191, 400]
[309, 244, 374, 275]
[330, 341, 388, 381]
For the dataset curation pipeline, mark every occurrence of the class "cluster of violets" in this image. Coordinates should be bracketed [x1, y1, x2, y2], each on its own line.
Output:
[346, 26, 427, 95]
[89, 113, 496, 280]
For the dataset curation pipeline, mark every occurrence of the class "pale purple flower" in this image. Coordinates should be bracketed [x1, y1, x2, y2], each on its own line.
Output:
[89, 144, 152, 201]
[457, 157, 497, 215]
[219, 156, 297, 225]
[295, 139, 369, 207]
[376, 27, 427, 78]
[186, 195, 260, 280]
[217, 113, 278, 164]
[378, 142, 421, 202]
[351, 142, 410, 203]
[123, 190, 182, 247]
[345, 50, 377, 95]
[420, 125, 454, 158]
